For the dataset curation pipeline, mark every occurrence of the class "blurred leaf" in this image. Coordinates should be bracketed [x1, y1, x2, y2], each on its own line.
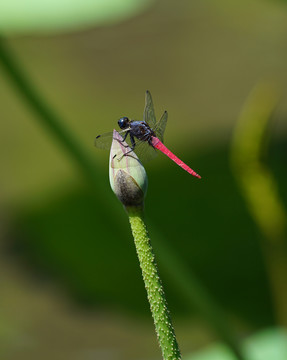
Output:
[231, 84, 286, 241]
[186, 328, 287, 360]
[0, 0, 153, 34]
[230, 84, 287, 326]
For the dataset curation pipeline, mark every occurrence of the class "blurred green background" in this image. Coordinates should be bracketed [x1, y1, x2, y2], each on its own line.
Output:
[1, 0, 287, 359]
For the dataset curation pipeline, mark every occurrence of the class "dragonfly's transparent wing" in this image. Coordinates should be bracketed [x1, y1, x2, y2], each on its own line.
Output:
[133, 138, 158, 163]
[95, 129, 156, 164]
[143, 90, 156, 128]
[95, 130, 128, 149]
[118, 134, 158, 163]
[94, 131, 114, 149]
[153, 110, 168, 143]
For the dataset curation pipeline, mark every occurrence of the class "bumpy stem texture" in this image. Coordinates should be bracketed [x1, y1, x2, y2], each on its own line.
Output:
[127, 206, 181, 360]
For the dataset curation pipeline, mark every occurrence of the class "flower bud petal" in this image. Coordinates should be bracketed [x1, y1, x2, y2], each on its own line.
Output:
[109, 130, 148, 207]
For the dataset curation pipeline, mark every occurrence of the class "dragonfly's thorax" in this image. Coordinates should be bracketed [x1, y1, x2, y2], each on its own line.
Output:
[129, 121, 156, 141]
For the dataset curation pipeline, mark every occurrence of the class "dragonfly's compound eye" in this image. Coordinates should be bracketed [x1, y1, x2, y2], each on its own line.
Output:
[118, 116, 130, 129]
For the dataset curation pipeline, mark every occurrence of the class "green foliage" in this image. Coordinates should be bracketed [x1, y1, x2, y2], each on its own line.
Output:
[0, 0, 153, 33]
[231, 84, 287, 326]
[186, 328, 287, 360]
[1, 1, 287, 358]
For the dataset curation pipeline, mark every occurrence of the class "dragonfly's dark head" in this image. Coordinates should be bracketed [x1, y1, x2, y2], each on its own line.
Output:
[118, 116, 130, 130]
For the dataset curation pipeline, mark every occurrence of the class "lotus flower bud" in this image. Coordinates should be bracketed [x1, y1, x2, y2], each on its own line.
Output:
[109, 130, 148, 207]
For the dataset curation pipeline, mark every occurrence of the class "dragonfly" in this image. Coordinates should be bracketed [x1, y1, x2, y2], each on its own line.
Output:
[95, 91, 201, 179]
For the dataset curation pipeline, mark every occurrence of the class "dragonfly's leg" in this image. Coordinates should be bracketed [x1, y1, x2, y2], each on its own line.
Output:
[116, 134, 136, 161]
[122, 132, 136, 149]
[116, 130, 131, 149]
[116, 134, 137, 161]
[122, 131, 129, 142]
[123, 135, 136, 156]
[113, 132, 131, 161]
[129, 134, 136, 150]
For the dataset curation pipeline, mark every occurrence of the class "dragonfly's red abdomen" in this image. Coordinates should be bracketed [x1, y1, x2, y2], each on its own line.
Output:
[151, 137, 201, 179]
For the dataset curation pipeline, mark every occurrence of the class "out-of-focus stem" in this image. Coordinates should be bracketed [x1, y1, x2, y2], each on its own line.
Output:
[231, 84, 287, 326]
[0, 36, 98, 185]
[127, 205, 181, 360]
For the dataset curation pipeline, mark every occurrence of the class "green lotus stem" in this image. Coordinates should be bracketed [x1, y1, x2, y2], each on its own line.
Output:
[127, 206, 181, 360]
